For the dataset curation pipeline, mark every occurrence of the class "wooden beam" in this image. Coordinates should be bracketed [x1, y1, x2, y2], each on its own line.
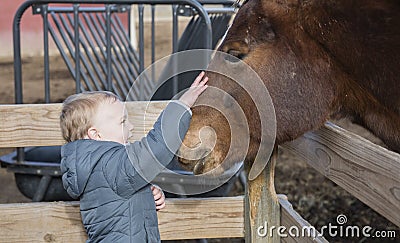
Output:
[0, 101, 167, 148]
[244, 147, 280, 242]
[0, 103, 64, 148]
[158, 197, 244, 240]
[282, 122, 400, 227]
[0, 196, 323, 242]
[0, 197, 243, 242]
[279, 195, 328, 243]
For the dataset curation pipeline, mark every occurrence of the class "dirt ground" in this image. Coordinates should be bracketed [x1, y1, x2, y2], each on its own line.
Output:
[0, 22, 399, 243]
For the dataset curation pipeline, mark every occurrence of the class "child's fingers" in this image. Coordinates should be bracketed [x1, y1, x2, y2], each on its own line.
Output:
[156, 202, 166, 210]
[196, 85, 208, 95]
[191, 71, 205, 87]
[199, 76, 208, 86]
[153, 192, 162, 201]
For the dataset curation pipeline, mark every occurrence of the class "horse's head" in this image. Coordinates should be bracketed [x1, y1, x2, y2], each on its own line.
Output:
[177, 0, 328, 175]
[177, 0, 400, 174]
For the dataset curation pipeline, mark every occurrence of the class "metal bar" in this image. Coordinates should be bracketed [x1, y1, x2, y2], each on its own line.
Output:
[203, 7, 235, 14]
[109, 16, 136, 92]
[77, 13, 108, 89]
[112, 14, 152, 99]
[105, 5, 112, 91]
[180, 16, 200, 50]
[113, 16, 143, 100]
[127, 6, 131, 40]
[48, 15, 79, 89]
[66, 13, 102, 91]
[113, 17, 139, 79]
[19, 0, 229, 4]
[172, 4, 179, 96]
[73, 4, 81, 93]
[46, 5, 123, 13]
[58, 13, 94, 91]
[32, 175, 52, 202]
[114, 16, 141, 77]
[138, 4, 144, 100]
[84, 12, 109, 87]
[93, 13, 121, 84]
[84, 12, 123, 96]
[109, 26, 131, 97]
[43, 5, 50, 103]
[16, 148, 25, 163]
[89, 13, 124, 98]
[50, 13, 79, 82]
[96, 13, 128, 96]
[151, 5, 156, 84]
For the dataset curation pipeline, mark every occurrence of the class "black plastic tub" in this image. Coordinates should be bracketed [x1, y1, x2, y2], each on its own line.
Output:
[0, 146, 73, 201]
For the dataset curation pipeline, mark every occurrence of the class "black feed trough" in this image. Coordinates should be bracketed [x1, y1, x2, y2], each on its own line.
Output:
[0, 146, 242, 202]
[0, 146, 72, 201]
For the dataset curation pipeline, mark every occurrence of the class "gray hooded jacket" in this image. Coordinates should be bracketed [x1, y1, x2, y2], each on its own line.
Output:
[60, 101, 191, 243]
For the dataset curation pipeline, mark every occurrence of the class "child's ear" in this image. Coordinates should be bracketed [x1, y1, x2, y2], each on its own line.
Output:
[87, 127, 101, 140]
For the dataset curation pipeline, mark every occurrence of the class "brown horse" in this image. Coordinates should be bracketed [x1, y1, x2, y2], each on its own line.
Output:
[177, 0, 400, 175]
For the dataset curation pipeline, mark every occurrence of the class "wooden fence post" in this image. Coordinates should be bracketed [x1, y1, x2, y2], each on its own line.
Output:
[245, 146, 280, 242]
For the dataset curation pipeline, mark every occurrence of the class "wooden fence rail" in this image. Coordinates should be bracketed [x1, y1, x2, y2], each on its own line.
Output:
[283, 122, 400, 227]
[0, 195, 327, 242]
[0, 101, 167, 148]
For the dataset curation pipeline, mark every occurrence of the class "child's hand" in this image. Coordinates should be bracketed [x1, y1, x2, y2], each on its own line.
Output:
[179, 71, 209, 108]
[151, 185, 166, 211]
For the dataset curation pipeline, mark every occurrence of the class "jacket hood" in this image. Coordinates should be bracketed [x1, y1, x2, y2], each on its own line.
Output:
[60, 140, 121, 199]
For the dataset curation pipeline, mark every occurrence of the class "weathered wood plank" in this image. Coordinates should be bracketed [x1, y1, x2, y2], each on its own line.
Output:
[279, 195, 328, 243]
[245, 147, 280, 242]
[0, 101, 168, 148]
[0, 103, 64, 148]
[158, 197, 244, 240]
[0, 197, 243, 242]
[0, 196, 323, 242]
[0, 201, 86, 243]
[283, 122, 400, 227]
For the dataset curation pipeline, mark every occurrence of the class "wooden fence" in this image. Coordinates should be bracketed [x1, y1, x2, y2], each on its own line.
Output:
[0, 101, 398, 242]
[0, 101, 327, 242]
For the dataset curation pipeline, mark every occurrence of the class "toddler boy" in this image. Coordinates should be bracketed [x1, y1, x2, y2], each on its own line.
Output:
[60, 72, 208, 242]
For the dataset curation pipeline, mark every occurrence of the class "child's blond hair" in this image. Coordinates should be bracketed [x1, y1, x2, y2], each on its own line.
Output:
[60, 91, 120, 142]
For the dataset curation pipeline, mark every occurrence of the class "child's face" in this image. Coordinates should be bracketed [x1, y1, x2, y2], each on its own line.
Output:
[89, 100, 133, 144]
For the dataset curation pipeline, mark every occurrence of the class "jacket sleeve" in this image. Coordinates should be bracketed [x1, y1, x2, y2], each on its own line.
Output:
[103, 101, 192, 195]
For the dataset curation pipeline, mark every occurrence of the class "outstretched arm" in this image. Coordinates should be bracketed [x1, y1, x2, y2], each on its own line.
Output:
[104, 72, 209, 194]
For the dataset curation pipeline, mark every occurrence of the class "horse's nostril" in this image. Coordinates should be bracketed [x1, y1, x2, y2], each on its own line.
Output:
[192, 149, 211, 175]
[193, 157, 206, 175]
[225, 49, 245, 62]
